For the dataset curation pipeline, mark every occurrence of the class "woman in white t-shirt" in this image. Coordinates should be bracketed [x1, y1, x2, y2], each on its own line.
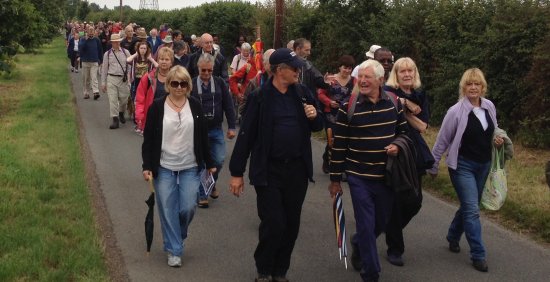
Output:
[230, 42, 252, 74]
[142, 65, 216, 268]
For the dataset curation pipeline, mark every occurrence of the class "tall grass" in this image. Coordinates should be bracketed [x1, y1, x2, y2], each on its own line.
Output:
[0, 38, 109, 280]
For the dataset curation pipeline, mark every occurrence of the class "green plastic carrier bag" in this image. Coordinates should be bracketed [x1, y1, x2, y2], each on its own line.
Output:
[481, 147, 508, 211]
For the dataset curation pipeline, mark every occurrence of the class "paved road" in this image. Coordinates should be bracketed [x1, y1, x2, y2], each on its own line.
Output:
[70, 71, 550, 282]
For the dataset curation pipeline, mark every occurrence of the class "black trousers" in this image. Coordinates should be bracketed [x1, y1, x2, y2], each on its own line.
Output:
[385, 175, 423, 256]
[254, 158, 308, 277]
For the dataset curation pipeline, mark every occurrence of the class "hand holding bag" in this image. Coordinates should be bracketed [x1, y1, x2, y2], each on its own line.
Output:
[481, 147, 508, 211]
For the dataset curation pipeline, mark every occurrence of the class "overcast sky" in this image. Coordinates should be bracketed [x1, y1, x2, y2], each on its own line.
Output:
[90, 0, 257, 10]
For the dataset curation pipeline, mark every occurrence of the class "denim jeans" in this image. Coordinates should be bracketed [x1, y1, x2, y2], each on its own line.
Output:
[447, 156, 491, 260]
[199, 127, 225, 200]
[155, 166, 200, 256]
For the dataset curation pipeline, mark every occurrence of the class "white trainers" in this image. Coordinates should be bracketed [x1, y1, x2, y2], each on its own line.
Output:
[167, 253, 182, 267]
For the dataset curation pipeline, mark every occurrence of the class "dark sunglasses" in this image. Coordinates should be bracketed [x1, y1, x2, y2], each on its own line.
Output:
[200, 68, 214, 73]
[170, 80, 189, 88]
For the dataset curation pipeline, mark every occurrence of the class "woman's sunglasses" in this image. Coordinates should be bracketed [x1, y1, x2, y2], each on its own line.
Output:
[170, 80, 189, 88]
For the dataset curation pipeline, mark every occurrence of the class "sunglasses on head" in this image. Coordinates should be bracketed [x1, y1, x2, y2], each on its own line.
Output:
[170, 80, 189, 88]
[200, 68, 213, 73]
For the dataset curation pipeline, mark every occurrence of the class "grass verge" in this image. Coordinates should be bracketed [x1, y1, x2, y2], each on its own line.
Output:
[0, 38, 109, 280]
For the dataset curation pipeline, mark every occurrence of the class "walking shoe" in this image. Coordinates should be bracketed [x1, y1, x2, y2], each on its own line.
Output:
[472, 259, 488, 272]
[387, 253, 404, 266]
[255, 274, 272, 282]
[167, 253, 182, 267]
[350, 238, 362, 271]
[119, 112, 126, 124]
[71, 67, 74, 72]
[272, 276, 289, 282]
[209, 186, 219, 199]
[449, 241, 460, 253]
[135, 127, 144, 136]
[84, 94, 90, 99]
[75, 69, 78, 73]
[93, 92, 100, 100]
[198, 199, 209, 208]
[109, 117, 120, 129]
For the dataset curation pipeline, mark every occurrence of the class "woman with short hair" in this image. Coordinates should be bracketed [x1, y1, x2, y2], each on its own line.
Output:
[429, 68, 504, 272]
[142, 65, 215, 267]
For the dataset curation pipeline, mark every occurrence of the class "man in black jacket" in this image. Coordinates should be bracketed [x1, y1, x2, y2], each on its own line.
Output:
[187, 33, 228, 82]
[229, 48, 323, 282]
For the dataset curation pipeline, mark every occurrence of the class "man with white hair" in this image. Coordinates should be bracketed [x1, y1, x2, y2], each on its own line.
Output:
[188, 33, 228, 81]
[328, 60, 407, 282]
[147, 28, 161, 54]
[230, 42, 252, 73]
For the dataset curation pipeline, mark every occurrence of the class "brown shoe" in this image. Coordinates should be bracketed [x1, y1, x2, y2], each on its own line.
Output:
[84, 94, 90, 99]
[255, 274, 272, 282]
[272, 276, 289, 282]
[209, 186, 219, 199]
[93, 92, 100, 100]
[198, 199, 209, 208]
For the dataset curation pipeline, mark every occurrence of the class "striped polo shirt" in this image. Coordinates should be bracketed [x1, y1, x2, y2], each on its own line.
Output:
[329, 91, 408, 181]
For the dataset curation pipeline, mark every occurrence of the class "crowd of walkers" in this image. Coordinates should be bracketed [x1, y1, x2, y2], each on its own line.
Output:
[65, 19, 510, 282]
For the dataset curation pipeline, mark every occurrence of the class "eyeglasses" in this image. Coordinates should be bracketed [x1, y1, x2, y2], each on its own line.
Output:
[170, 80, 189, 88]
[200, 68, 213, 73]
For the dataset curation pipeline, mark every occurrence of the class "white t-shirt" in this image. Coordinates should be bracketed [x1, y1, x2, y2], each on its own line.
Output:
[473, 107, 488, 130]
[230, 54, 250, 73]
[73, 39, 79, 52]
[160, 100, 196, 171]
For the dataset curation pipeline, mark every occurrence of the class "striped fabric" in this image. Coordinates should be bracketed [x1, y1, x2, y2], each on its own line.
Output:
[329, 92, 408, 182]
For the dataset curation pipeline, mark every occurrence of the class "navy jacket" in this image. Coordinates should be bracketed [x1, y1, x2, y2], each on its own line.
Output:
[142, 95, 214, 178]
[229, 78, 324, 186]
[78, 37, 103, 63]
[190, 76, 236, 130]
[147, 36, 162, 55]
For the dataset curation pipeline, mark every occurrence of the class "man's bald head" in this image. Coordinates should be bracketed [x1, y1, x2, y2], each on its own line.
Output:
[201, 33, 214, 53]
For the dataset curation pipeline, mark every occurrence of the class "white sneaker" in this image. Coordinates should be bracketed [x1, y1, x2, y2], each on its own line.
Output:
[167, 253, 182, 267]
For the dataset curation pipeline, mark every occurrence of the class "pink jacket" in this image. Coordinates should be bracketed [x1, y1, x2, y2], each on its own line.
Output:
[135, 69, 159, 131]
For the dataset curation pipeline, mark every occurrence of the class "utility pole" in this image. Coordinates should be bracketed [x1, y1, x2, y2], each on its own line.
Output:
[120, 0, 123, 22]
[274, 0, 284, 49]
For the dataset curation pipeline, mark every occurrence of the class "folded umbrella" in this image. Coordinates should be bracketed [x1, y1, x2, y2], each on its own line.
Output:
[333, 191, 348, 269]
[145, 178, 155, 255]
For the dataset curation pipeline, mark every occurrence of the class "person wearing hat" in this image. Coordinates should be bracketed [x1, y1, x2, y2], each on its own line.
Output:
[229, 48, 323, 282]
[136, 30, 148, 43]
[121, 25, 138, 55]
[78, 25, 103, 100]
[101, 33, 131, 129]
[351, 44, 381, 79]
[153, 35, 173, 60]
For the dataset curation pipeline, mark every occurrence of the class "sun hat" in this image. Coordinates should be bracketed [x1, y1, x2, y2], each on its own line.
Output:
[365, 44, 381, 59]
[162, 35, 173, 43]
[137, 30, 148, 39]
[110, 33, 123, 42]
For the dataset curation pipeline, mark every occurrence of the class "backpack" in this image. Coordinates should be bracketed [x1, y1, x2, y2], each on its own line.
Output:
[347, 89, 398, 123]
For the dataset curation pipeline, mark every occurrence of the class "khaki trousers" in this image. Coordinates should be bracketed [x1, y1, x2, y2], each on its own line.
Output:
[107, 75, 130, 117]
[81, 62, 99, 96]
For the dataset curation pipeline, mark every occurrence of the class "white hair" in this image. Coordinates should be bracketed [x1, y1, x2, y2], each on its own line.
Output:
[241, 42, 252, 50]
[358, 59, 384, 79]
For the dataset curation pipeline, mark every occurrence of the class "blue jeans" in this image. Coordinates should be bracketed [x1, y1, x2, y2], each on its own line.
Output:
[447, 156, 491, 260]
[155, 166, 200, 256]
[199, 127, 225, 200]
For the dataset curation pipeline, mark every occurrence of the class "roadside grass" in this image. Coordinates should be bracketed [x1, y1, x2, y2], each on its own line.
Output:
[0, 38, 109, 280]
[422, 127, 550, 244]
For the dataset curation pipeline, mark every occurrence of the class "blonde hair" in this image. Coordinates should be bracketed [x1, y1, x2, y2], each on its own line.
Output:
[165, 65, 192, 96]
[459, 68, 487, 99]
[157, 47, 174, 62]
[386, 57, 422, 89]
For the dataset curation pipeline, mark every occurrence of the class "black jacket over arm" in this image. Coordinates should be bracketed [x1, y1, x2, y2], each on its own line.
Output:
[142, 95, 215, 178]
[229, 78, 324, 186]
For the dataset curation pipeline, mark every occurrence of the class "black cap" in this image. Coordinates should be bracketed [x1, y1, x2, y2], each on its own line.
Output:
[269, 48, 304, 69]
